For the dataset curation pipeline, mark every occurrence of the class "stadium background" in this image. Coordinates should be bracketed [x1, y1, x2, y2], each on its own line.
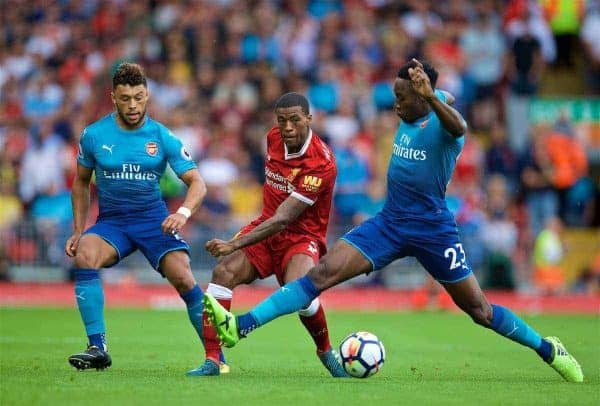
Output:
[1, 0, 599, 302]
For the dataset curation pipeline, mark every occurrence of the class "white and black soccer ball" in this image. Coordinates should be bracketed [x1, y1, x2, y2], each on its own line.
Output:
[339, 331, 385, 378]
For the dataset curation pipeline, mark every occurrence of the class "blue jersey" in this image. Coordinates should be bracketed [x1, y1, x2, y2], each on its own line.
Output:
[382, 90, 465, 222]
[342, 90, 472, 282]
[78, 113, 196, 217]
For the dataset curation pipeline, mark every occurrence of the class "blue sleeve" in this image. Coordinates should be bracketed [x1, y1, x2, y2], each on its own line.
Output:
[434, 89, 447, 103]
[77, 127, 95, 168]
[435, 89, 467, 139]
[161, 127, 197, 176]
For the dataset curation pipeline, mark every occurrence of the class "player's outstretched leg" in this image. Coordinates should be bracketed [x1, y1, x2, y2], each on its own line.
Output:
[69, 269, 111, 371]
[545, 336, 584, 382]
[298, 298, 349, 378]
[444, 276, 583, 382]
[204, 276, 320, 347]
[487, 305, 584, 382]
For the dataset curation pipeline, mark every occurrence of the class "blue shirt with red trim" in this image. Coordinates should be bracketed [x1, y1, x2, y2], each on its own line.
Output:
[77, 113, 196, 217]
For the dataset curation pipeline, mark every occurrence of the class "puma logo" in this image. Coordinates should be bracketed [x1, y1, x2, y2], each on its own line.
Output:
[506, 322, 519, 337]
[102, 144, 115, 154]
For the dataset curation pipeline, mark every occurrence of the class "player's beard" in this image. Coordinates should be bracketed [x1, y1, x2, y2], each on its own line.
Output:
[117, 107, 146, 129]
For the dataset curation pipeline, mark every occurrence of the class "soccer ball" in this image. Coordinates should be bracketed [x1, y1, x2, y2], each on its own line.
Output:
[339, 331, 385, 378]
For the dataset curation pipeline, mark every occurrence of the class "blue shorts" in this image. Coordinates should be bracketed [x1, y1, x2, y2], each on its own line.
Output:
[341, 212, 472, 284]
[83, 207, 190, 273]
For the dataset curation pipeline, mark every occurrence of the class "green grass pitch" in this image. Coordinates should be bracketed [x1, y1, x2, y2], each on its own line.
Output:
[1, 307, 598, 405]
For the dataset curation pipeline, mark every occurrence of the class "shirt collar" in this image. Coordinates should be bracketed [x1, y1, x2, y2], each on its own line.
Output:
[284, 129, 312, 160]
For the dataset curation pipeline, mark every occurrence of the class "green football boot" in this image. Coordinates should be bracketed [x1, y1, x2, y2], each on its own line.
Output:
[203, 293, 241, 348]
[545, 336, 583, 382]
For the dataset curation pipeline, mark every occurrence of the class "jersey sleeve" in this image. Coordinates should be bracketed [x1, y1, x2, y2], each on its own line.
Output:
[291, 163, 336, 206]
[77, 127, 95, 168]
[435, 89, 467, 140]
[161, 127, 197, 176]
[435, 89, 447, 103]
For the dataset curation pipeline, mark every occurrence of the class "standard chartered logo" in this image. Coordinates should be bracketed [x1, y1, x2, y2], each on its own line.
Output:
[392, 133, 427, 161]
[103, 164, 157, 180]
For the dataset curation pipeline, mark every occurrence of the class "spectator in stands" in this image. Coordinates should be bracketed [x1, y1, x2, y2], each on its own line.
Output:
[485, 121, 519, 193]
[580, 2, 600, 95]
[520, 125, 559, 238]
[505, 16, 545, 154]
[460, 8, 505, 128]
[533, 216, 566, 295]
[2, 0, 597, 286]
[544, 114, 590, 226]
[504, 0, 557, 64]
[540, 0, 585, 69]
[480, 175, 517, 290]
[18, 119, 71, 225]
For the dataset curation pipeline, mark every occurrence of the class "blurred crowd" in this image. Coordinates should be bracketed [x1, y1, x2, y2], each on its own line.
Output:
[1, 0, 599, 294]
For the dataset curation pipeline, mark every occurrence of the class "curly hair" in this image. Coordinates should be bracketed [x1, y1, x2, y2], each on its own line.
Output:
[112, 62, 147, 89]
[274, 92, 310, 115]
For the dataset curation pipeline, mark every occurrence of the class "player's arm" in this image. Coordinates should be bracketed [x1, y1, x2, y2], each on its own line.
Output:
[161, 168, 206, 234]
[409, 59, 467, 138]
[205, 195, 309, 257]
[65, 164, 93, 257]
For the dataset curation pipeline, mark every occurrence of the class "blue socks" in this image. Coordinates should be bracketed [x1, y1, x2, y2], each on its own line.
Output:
[181, 284, 205, 346]
[74, 269, 106, 350]
[238, 275, 320, 335]
[490, 304, 553, 362]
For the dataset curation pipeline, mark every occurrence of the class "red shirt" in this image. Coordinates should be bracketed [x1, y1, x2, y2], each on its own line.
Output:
[259, 127, 336, 248]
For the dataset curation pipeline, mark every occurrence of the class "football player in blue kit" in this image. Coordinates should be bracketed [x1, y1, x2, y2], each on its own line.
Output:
[204, 59, 583, 382]
[65, 62, 224, 374]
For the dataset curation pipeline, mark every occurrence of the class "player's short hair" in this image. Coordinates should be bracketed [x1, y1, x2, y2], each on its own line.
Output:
[397, 60, 438, 89]
[274, 92, 310, 115]
[112, 62, 147, 89]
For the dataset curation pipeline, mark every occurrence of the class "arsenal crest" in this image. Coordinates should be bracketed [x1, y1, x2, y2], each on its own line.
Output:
[146, 142, 158, 156]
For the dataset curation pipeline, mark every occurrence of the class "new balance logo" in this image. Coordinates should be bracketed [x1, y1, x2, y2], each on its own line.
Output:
[102, 144, 115, 154]
[556, 347, 567, 356]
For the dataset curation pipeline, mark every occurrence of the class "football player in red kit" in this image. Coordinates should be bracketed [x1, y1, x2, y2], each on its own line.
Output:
[187, 92, 347, 377]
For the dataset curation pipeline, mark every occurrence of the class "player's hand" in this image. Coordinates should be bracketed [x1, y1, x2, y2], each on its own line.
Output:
[408, 59, 435, 101]
[205, 239, 236, 257]
[65, 232, 82, 257]
[161, 212, 188, 235]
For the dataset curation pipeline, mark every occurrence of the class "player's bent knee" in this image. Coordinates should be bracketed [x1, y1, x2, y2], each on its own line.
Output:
[73, 247, 103, 269]
[309, 259, 343, 291]
[467, 303, 493, 327]
[210, 262, 239, 288]
[308, 263, 332, 291]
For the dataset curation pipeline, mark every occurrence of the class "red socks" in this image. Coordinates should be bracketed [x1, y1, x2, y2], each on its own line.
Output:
[203, 298, 231, 363]
[299, 304, 332, 353]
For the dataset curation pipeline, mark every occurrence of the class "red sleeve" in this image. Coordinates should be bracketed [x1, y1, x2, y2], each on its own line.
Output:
[290, 162, 336, 205]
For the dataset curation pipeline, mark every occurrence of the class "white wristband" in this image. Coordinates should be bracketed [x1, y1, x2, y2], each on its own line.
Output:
[176, 206, 191, 219]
